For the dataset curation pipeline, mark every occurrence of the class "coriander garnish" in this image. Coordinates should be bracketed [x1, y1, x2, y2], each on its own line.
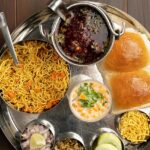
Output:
[78, 83, 104, 108]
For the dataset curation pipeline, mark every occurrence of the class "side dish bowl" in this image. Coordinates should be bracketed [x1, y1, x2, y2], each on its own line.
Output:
[20, 119, 55, 150]
[91, 127, 124, 150]
[55, 132, 85, 150]
[68, 80, 112, 122]
[51, 1, 124, 66]
[115, 110, 150, 145]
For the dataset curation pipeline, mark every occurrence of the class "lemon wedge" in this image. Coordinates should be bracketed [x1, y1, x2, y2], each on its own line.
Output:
[30, 133, 46, 149]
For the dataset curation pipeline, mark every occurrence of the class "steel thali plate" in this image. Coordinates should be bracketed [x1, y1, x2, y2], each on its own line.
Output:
[0, 1, 150, 150]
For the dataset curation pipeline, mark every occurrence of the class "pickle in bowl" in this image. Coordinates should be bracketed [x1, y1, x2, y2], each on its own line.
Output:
[54, 132, 85, 150]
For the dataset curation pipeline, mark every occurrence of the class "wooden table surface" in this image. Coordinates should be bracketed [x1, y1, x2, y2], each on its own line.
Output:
[0, 0, 150, 149]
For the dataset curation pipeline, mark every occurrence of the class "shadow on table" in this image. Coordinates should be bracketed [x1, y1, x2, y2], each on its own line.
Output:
[0, 129, 14, 150]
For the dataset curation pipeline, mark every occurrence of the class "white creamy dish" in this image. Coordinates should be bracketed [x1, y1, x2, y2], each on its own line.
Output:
[69, 80, 111, 122]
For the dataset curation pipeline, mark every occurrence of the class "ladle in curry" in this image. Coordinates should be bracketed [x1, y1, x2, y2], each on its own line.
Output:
[48, 0, 125, 37]
[0, 12, 19, 65]
[48, 0, 68, 21]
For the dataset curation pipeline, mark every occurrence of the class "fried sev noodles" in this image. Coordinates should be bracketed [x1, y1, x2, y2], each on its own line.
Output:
[0, 41, 69, 113]
[119, 110, 150, 144]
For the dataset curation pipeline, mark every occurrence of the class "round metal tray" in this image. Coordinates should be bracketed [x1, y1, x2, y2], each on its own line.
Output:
[0, 1, 150, 150]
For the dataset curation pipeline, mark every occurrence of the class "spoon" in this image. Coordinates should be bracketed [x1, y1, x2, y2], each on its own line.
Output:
[0, 12, 19, 65]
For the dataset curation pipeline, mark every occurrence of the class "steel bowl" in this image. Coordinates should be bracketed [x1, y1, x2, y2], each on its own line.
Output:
[90, 127, 125, 150]
[55, 131, 86, 149]
[20, 119, 55, 150]
[115, 110, 150, 145]
[50, 1, 125, 66]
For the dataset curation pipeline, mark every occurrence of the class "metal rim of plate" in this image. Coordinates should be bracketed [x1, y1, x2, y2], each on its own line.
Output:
[0, 1, 150, 150]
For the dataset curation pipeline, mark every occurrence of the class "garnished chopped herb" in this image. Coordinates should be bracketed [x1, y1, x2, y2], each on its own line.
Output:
[102, 100, 108, 106]
[78, 83, 104, 108]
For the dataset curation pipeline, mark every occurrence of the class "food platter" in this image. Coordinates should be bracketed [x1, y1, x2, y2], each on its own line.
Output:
[0, 1, 150, 150]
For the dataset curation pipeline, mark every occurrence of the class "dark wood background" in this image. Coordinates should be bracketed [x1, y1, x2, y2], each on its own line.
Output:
[0, 0, 150, 149]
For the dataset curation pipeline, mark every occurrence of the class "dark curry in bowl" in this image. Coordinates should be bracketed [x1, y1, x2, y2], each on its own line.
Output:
[52, 3, 115, 65]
